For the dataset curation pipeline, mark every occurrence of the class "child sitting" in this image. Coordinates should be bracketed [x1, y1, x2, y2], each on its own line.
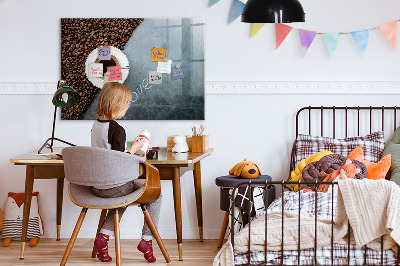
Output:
[91, 82, 161, 263]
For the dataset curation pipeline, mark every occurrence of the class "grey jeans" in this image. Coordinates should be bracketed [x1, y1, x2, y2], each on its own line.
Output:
[92, 180, 162, 240]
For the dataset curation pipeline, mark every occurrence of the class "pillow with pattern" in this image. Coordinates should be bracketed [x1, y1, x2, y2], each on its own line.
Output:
[294, 131, 385, 167]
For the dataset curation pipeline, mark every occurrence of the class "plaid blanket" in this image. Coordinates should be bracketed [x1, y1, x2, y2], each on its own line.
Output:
[234, 244, 397, 265]
[234, 191, 397, 265]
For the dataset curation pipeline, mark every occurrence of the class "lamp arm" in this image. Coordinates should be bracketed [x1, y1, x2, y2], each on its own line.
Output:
[50, 105, 57, 149]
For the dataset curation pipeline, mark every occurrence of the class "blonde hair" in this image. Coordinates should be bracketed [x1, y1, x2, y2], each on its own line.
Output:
[96, 83, 132, 120]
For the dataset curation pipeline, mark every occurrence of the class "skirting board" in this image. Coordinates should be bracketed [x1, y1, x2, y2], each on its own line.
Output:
[1, 81, 400, 94]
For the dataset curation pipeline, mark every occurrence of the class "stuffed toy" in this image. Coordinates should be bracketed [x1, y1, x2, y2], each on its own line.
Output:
[1, 192, 44, 247]
[172, 135, 189, 153]
[229, 159, 261, 179]
[0, 208, 3, 232]
[289, 150, 333, 191]
[348, 146, 391, 180]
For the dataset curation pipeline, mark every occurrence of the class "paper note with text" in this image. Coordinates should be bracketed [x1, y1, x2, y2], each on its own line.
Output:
[151, 47, 167, 62]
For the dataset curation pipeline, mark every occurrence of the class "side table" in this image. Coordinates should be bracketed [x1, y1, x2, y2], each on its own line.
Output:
[215, 175, 275, 248]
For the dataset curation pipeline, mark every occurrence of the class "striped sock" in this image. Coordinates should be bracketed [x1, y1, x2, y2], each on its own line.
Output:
[94, 233, 112, 262]
[137, 239, 156, 262]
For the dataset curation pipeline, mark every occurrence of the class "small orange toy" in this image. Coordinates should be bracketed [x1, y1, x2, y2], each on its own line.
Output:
[229, 159, 261, 179]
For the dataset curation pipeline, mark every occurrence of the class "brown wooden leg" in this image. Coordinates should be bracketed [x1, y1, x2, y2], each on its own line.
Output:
[20, 165, 35, 259]
[56, 178, 64, 241]
[141, 206, 171, 263]
[114, 210, 121, 266]
[193, 161, 204, 242]
[217, 211, 230, 248]
[92, 209, 108, 258]
[60, 208, 87, 266]
[172, 167, 183, 261]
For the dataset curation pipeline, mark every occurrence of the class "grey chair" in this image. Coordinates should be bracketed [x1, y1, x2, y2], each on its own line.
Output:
[60, 146, 171, 265]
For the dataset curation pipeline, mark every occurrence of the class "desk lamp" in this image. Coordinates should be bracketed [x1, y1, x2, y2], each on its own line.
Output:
[241, 0, 305, 23]
[38, 80, 80, 154]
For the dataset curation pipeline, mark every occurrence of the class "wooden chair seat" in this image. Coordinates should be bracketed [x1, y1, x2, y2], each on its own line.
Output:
[60, 146, 171, 265]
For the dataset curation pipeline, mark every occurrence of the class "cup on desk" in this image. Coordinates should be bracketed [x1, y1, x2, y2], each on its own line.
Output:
[146, 150, 158, 160]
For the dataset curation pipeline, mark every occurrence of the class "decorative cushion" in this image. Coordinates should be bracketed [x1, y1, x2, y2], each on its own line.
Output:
[382, 126, 400, 184]
[295, 131, 385, 166]
[349, 146, 392, 180]
[289, 150, 333, 191]
[1, 192, 43, 240]
[302, 154, 368, 189]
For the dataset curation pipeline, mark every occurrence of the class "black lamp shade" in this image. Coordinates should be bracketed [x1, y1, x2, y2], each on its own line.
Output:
[242, 0, 305, 23]
[52, 83, 80, 108]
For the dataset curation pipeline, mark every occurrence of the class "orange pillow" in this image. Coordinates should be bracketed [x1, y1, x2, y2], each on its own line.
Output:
[347, 146, 391, 180]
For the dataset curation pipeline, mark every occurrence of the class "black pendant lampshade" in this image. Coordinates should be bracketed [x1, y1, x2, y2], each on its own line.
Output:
[242, 0, 305, 23]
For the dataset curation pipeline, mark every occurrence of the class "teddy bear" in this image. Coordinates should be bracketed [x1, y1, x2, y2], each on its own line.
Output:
[229, 159, 261, 179]
[172, 135, 189, 153]
[1, 192, 44, 247]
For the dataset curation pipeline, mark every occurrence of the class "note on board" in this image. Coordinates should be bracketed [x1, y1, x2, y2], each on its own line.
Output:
[151, 47, 167, 62]
[98, 46, 111, 60]
[171, 65, 184, 80]
[88, 63, 104, 78]
[107, 66, 122, 81]
[157, 60, 172, 74]
[149, 71, 163, 85]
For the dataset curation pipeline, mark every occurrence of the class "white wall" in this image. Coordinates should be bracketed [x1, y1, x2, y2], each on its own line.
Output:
[1, 0, 400, 240]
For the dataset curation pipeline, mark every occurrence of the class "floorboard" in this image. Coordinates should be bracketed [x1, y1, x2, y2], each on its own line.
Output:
[0, 239, 222, 265]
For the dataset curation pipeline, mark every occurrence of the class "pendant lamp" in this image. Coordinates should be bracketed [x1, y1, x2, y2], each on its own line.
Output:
[38, 80, 80, 154]
[242, 0, 305, 23]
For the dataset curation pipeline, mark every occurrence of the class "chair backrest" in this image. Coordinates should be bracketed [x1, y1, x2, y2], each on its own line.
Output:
[62, 146, 145, 187]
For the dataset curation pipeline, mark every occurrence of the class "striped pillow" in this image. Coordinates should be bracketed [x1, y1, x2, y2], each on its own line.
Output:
[294, 131, 385, 166]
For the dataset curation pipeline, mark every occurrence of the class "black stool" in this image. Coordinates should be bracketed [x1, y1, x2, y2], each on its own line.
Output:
[215, 175, 275, 248]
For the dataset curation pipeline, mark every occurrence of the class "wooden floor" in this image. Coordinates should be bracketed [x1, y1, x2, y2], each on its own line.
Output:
[0, 239, 221, 265]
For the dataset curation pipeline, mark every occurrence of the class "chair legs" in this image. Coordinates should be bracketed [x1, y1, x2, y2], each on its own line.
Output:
[91, 209, 108, 258]
[114, 209, 122, 266]
[217, 211, 230, 248]
[141, 205, 171, 263]
[60, 208, 88, 266]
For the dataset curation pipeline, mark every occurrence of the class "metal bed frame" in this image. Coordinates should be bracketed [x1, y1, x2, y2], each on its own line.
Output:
[230, 106, 400, 266]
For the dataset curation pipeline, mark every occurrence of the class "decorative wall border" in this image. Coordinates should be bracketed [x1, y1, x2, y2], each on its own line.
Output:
[1, 81, 400, 94]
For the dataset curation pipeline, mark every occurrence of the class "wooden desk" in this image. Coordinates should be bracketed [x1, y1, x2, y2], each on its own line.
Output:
[10, 148, 64, 259]
[10, 147, 213, 261]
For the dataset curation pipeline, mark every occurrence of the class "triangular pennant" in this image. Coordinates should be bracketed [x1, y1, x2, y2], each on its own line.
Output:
[378, 21, 398, 50]
[229, 0, 245, 24]
[251, 23, 266, 38]
[323, 33, 341, 58]
[298, 29, 317, 58]
[351, 29, 370, 55]
[209, 0, 220, 7]
[275, 23, 293, 49]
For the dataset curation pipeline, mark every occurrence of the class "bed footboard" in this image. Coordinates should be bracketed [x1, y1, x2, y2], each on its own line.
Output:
[230, 180, 400, 266]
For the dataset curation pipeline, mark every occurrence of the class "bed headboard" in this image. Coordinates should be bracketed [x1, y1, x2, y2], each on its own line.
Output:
[290, 106, 400, 179]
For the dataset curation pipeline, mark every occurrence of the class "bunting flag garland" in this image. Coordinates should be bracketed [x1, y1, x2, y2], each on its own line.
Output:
[378, 21, 397, 50]
[323, 33, 341, 58]
[275, 23, 293, 49]
[209, 0, 220, 7]
[351, 29, 370, 55]
[207, 4, 400, 58]
[229, 0, 245, 24]
[251, 23, 266, 38]
[298, 29, 317, 58]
